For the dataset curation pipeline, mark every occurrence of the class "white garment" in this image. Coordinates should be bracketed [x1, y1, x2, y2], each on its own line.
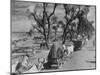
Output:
[67, 45, 74, 56]
[22, 56, 28, 67]
[23, 64, 39, 73]
[63, 44, 66, 50]
[12, 61, 19, 73]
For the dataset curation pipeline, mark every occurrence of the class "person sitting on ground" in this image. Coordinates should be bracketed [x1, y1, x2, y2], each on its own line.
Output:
[62, 44, 68, 56]
[66, 43, 74, 57]
[23, 57, 45, 73]
[15, 54, 32, 73]
[36, 57, 45, 71]
[72, 38, 82, 51]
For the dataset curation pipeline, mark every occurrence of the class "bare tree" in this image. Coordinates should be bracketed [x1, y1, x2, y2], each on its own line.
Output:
[28, 3, 57, 48]
[62, 5, 94, 44]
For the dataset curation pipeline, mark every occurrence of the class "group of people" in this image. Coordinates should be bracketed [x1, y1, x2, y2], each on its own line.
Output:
[46, 34, 89, 68]
[12, 54, 46, 74]
[12, 41, 75, 74]
[12, 36, 88, 74]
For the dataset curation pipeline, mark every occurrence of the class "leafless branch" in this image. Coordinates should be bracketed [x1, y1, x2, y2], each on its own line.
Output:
[31, 24, 43, 35]
[48, 4, 57, 18]
[31, 13, 43, 27]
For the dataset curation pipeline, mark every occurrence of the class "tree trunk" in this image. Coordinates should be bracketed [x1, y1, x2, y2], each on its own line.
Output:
[62, 30, 68, 44]
[55, 30, 57, 41]
[45, 37, 49, 49]
[43, 29, 49, 49]
[47, 18, 50, 43]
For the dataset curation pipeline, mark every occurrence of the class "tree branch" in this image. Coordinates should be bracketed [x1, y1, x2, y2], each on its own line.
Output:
[62, 5, 82, 43]
[31, 24, 43, 35]
[48, 4, 57, 18]
[31, 13, 43, 27]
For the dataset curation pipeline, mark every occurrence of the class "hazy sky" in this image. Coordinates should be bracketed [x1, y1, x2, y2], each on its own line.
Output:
[11, 0, 96, 32]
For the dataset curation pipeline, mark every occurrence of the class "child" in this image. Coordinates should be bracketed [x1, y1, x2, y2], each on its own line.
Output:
[36, 57, 45, 71]
[67, 44, 74, 57]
